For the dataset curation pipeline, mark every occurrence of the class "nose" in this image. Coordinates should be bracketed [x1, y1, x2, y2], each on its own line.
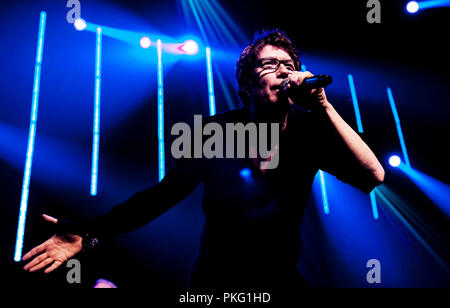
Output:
[276, 63, 292, 78]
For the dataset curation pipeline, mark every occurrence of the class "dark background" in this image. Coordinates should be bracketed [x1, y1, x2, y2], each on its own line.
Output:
[1, 0, 449, 290]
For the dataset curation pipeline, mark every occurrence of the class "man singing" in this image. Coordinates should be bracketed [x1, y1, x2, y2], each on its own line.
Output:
[22, 29, 384, 294]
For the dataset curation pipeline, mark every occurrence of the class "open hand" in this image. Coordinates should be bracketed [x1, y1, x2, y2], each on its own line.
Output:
[22, 214, 83, 273]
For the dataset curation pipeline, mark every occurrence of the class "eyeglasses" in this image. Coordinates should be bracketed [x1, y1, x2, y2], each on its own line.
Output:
[256, 57, 296, 72]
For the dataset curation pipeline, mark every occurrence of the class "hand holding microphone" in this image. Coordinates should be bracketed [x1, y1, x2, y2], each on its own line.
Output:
[280, 71, 332, 110]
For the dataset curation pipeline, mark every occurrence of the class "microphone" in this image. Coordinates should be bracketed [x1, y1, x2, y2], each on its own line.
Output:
[280, 75, 332, 93]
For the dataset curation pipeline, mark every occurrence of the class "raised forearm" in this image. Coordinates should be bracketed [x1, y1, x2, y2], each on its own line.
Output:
[321, 101, 385, 185]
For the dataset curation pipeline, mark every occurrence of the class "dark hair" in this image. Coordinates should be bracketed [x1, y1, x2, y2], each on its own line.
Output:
[235, 29, 301, 108]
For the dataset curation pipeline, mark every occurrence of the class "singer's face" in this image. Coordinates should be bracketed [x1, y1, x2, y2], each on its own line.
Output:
[252, 45, 295, 106]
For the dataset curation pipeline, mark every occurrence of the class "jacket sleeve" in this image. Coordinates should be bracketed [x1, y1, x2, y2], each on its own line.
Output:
[84, 157, 203, 240]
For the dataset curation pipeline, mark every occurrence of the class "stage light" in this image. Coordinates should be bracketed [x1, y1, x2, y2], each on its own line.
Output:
[318, 170, 330, 214]
[370, 190, 379, 219]
[205, 47, 216, 116]
[179, 40, 199, 55]
[407, 0, 450, 13]
[157, 39, 165, 182]
[240, 168, 251, 179]
[387, 87, 411, 168]
[406, 1, 420, 13]
[397, 164, 450, 218]
[347, 74, 364, 133]
[90, 27, 102, 196]
[389, 155, 401, 167]
[14, 11, 47, 262]
[74, 18, 87, 31]
[140, 36, 151, 48]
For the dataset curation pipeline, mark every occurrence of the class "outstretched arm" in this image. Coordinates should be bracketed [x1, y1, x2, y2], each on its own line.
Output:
[89, 157, 203, 237]
[22, 157, 203, 273]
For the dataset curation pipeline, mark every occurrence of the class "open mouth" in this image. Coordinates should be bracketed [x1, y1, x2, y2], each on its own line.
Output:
[270, 84, 282, 91]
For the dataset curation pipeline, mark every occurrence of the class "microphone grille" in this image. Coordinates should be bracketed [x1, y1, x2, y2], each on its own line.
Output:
[280, 78, 291, 91]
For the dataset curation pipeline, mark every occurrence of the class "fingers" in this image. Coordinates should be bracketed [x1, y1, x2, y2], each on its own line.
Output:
[44, 261, 63, 274]
[29, 257, 53, 273]
[290, 70, 314, 86]
[23, 250, 63, 274]
[42, 214, 58, 224]
[25, 256, 62, 273]
[23, 252, 48, 271]
[22, 242, 46, 261]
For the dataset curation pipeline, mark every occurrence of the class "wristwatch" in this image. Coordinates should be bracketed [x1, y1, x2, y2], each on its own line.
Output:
[56, 218, 100, 252]
[82, 233, 100, 252]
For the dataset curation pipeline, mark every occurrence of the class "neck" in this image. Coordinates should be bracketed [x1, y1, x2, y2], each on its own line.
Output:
[250, 101, 291, 131]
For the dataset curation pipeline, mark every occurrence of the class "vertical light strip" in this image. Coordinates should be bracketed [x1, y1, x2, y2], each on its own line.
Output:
[347, 74, 364, 133]
[157, 39, 165, 181]
[14, 11, 47, 262]
[347, 74, 378, 219]
[205, 47, 216, 116]
[387, 87, 411, 168]
[319, 170, 330, 215]
[369, 191, 379, 219]
[90, 27, 102, 196]
[370, 189, 379, 219]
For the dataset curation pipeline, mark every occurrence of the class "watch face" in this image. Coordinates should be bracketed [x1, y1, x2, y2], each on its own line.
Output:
[83, 236, 99, 251]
